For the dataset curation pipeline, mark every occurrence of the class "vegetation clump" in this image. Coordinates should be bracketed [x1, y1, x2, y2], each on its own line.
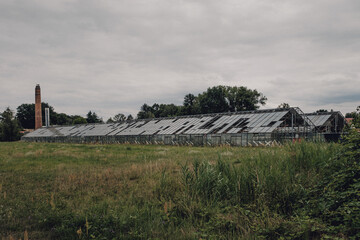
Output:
[305, 127, 360, 239]
[0, 136, 359, 239]
[0, 107, 21, 141]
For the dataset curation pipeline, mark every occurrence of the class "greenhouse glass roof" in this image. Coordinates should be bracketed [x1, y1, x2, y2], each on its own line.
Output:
[24, 108, 314, 138]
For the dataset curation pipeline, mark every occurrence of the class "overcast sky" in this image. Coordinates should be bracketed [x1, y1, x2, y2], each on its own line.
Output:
[1, 0, 359, 120]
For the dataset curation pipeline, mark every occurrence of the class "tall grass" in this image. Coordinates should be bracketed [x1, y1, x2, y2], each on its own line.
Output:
[0, 141, 345, 239]
[180, 141, 339, 214]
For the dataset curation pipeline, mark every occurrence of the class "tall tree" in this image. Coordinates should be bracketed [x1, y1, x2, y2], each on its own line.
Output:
[198, 86, 229, 114]
[56, 113, 73, 125]
[316, 109, 328, 113]
[136, 85, 267, 118]
[137, 111, 155, 119]
[225, 86, 267, 112]
[127, 114, 134, 121]
[16, 103, 34, 129]
[73, 116, 87, 125]
[355, 106, 360, 128]
[197, 86, 267, 114]
[16, 102, 58, 128]
[113, 113, 126, 122]
[182, 93, 200, 115]
[345, 106, 360, 127]
[106, 117, 114, 123]
[278, 103, 290, 109]
[138, 103, 182, 118]
[86, 111, 103, 123]
[0, 107, 21, 141]
[107, 113, 128, 123]
[137, 104, 155, 119]
[157, 104, 181, 118]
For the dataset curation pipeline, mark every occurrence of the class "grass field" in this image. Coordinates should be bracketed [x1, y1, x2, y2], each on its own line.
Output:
[0, 140, 358, 239]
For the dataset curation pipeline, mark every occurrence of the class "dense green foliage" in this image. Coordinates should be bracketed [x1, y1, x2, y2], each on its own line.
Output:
[345, 106, 360, 119]
[0, 107, 21, 141]
[107, 114, 134, 123]
[16, 103, 104, 127]
[16, 103, 63, 128]
[278, 103, 290, 109]
[1, 139, 359, 239]
[72, 116, 88, 125]
[137, 103, 181, 119]
[305, 129, 360, 239]
[85, 111, 103, 124]
[137, 85, 267, 119]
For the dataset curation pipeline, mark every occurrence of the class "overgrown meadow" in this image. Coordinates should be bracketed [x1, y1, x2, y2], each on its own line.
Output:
[0, 137, 359, 239]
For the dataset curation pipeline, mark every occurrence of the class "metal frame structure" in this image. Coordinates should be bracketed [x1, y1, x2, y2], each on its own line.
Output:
[305, 111, 345, 133]
[305, 111, 345, 142]
[22, 107, 328, 146]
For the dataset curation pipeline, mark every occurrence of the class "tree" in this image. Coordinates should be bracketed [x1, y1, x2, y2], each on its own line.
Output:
[137, 104, 155, 119]
[0, 107, 21, 141]
[108, 114, 134, 123]
[345, 106, 360, 120]
[278, 103, 290, 109]
[183, 93, 197, 107]
[137, 110, 155, 119]
[197, 86, 267, 114]
[345, 112, 356, 118]
[86, 111, 103, 123]
[345, 106, 360, 127]
[106, 117, 114, 123]
[137, 103, 182, 119]
[73, 116, 87, 125]
[181, 93, 200, 115]
[198, 86, 229, 114]
[56, 113, 73, 125]
[316, 109, 328, 113]
[225, 86, 267, 112]
[16, 102, 59, 128]
[157, 104, 181, 118]
[16, 103, 34, 129]
[136, 85, 267, 118]
[355, 106, 360, 128]
[113, 113, 126, 122]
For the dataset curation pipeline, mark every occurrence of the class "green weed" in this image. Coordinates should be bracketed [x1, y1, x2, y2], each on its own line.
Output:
[0, 141, 356, 239]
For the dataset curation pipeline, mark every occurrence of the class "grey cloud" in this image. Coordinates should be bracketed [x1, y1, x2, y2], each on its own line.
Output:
[315, 93, 360, 105]
[1, 0, 359, 119]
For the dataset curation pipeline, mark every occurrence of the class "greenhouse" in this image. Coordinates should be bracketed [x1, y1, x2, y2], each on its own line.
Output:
[23, 107, 341, 146]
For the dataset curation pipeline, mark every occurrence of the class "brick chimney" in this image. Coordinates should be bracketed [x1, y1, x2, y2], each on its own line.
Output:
[35, 84, 42, 129]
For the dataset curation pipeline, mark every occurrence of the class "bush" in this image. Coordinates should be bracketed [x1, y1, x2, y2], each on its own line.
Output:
[0, 107, 21, 141]
[306, 129, 360, 238]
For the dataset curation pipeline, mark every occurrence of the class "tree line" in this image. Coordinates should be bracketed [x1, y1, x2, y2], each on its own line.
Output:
[136, 85, 267, 119]
[15, 103, 104, 129]
[1, 85, 359, 141]
[0, 85, 266, 141]
[11, 85, 267, 128]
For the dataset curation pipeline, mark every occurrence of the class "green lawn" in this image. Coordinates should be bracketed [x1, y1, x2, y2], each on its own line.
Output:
[0, 141, 356, 239]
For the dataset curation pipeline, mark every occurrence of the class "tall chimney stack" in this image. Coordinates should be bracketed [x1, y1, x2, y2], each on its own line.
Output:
[35, 84, 42, 129]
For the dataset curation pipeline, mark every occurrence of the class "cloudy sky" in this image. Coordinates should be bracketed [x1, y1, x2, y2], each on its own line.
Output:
[1, 0, 359, 120]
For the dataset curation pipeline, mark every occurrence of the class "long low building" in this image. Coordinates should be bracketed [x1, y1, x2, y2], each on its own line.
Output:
[22, 107, 344, 146]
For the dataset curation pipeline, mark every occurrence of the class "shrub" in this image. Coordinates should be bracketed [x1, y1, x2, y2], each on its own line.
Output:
[306, 129, 360, 238]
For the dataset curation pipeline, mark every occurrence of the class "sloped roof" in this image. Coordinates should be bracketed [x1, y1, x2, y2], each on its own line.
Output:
[305, 112, 344, 127]
[24, 108, 309, 138]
